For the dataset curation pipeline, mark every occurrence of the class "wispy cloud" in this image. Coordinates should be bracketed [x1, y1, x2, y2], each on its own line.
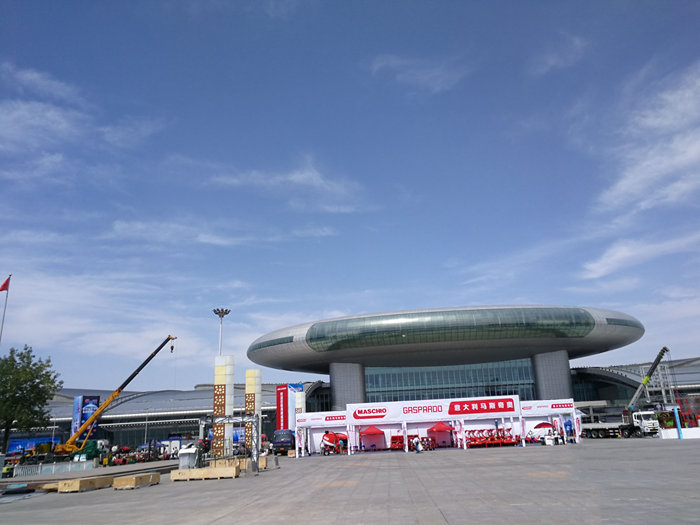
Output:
[578, 61, 700, 282]
[205, 155, 364, 213]
[597, 62, 700, 214]
[0, 62, 164, 159]
[263, 0, 299, 18]
[528, 32, 588, 76]
[0, 228, 70, 245]
[105, 220, 250, 247]
[370, 54, 470, 94]
[104, 219, 337, 247]
[291, 226, 337, 238]
[1, 62, 86, 106]
[100, 116, 166, 149]
[0, 153, 69, 184]
[0, 100, 88, 154]
[565, 277, 641, 294]
[452, 236, 582, 293]
[580, 231, 700, 279]
[628, 61, 700, 135]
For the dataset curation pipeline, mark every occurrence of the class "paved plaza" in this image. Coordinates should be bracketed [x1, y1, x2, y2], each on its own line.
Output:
[2, 438, 699, 524]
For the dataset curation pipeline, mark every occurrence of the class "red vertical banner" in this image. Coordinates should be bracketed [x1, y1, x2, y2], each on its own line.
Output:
[276, 384, 288, 430]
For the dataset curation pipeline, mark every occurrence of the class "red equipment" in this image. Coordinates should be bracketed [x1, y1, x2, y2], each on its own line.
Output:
[321, 432, 347, 455]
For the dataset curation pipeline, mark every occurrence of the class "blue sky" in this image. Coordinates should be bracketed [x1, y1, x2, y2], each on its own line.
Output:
[1, 1, 699, 392]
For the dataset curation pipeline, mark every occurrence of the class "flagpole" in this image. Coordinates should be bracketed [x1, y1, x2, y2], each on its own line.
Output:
[0, 274, 11, 345]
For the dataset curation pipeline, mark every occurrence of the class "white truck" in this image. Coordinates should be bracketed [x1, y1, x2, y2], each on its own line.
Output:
[582, 347, 668, 439]
[582, 410, 659, 438]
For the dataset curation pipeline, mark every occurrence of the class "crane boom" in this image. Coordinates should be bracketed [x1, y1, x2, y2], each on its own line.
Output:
[56, 335, 176, 454]
[627, 347, 669, 410]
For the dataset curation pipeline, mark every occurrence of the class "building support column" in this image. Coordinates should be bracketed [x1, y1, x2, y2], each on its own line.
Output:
[532, 350, 573, 399]
[330, 362, 365, 411]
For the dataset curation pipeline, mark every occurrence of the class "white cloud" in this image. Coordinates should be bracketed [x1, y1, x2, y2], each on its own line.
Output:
[195, 232, 246, 247]
[598, 61, 700, 214]
[205, 155, 365, 213]
[580, 231, 700, 280]
[212, 158, 355, 195]
[1, 62, 85, 106]
[106, 220, 251, 247]
[370, 54, 470, 94]
[528, 33, 588, 76]
[628, 61, 700, 135]
[100, 117, 166, 149]
[263, 0, 299, 18]
[0, 228, 69, 245]
[456, 236, 582, 289]
[565, 277, 641, 294]
[0, 153, 69, 184]
[601, 127, 700, 211]
[0, 100, 88, 153]
[107, 220, 196, 244]
[292, 226, 337, 238]
[105, 219, 335, 248]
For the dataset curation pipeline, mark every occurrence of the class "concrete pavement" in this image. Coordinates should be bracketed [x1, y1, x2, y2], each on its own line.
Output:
[2, 439, 699, 524]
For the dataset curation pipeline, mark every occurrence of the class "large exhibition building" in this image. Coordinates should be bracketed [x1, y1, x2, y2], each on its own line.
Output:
[247, 305, 645, 410]
[13, 305, 700, 453]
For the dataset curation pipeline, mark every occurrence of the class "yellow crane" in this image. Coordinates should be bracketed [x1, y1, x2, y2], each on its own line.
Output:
[53, 335, 176, 455]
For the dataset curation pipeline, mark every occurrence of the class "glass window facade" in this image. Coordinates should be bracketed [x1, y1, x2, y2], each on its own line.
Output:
[306, 308, 594, 353]
[365, 358, 536, 403]
[605, 317, 644, 330]
[248, 336, 294, 352]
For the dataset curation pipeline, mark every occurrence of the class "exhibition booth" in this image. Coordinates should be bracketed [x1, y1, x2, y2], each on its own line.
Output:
[295, 410, 347, 455]
[295, 394, 579, 456]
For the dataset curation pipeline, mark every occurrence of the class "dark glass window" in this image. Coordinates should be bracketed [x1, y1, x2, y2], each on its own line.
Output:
[365, 358, 536, 403]
[306, 308, 595, 353]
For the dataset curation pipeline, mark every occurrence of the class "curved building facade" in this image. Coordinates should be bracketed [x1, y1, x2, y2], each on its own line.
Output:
[248, 306, 644, 409]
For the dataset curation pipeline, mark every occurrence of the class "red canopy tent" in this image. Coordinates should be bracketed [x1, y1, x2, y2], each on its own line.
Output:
[427, 421, 454, 448]
[427, 421, 454, 432]
[360, 425, 385, 436]
[359, 425, 386, 451]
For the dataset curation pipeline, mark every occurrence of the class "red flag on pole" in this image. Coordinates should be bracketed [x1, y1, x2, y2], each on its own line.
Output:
[0, 276, 9, 292]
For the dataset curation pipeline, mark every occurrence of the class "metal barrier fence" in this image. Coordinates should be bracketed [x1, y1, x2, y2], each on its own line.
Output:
[13, 460, 96, 478]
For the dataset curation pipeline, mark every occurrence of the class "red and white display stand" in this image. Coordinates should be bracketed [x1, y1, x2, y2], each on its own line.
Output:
[520, 399, 580, 443]
[295, 410, 347, 456]
[346, 395, 523, 453]
[294, 395, 580, 456]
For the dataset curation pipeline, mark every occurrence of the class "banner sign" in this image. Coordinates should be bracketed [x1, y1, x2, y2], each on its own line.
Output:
[347, 395, 520, 425]
[7, 436, 60, 454]
[276, 385, 288, 430]
[519, 399, 575, 417]
[296, 410, 346, 428]
[71, 396, 83, 435]
[288, 384, 303, 432]
[71, 395, 100, 440]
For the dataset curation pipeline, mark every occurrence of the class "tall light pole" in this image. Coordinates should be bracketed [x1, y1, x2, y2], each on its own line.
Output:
[213, 308, 231, 356]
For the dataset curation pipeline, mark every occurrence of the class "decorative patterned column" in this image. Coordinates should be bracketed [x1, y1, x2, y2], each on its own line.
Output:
[212, 355, 235, 457]
[244, 369, 261, 451]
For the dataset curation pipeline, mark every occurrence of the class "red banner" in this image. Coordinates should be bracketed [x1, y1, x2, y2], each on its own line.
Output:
[276, 385, 288, 430]
[448, 398, 517, 415]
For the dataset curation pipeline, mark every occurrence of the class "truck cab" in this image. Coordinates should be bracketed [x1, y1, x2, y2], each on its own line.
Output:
[631, 411, 659, 435]
[271, 429, 295, 455]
